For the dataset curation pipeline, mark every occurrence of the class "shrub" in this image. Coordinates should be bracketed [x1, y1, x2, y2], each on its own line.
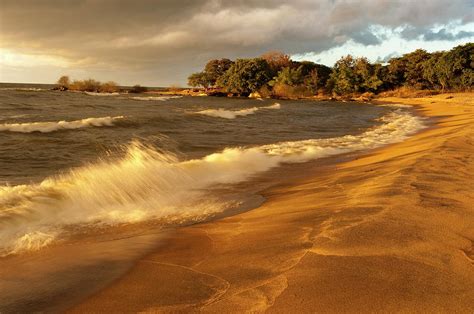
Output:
[272, 83, 312, 99]
[99, 81, 119, 93]
[56, 75, 70, 90]
[129, 85, 148, 93]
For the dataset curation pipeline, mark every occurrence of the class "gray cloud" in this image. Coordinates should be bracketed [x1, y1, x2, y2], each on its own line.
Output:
[0, 0, 473, 85]
[424, 29, 474, 41]
[351, 30, 382, 46]
[401, 24, 474, 41]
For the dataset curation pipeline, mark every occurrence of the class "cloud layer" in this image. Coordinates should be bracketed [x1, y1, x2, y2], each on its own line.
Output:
[1, 0, 473, 85]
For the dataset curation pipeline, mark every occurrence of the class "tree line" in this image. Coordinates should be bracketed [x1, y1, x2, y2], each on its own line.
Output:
[188, 43, 473, 98]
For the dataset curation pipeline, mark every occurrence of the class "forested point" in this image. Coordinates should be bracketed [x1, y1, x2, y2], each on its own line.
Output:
[188, 43, 473, 99]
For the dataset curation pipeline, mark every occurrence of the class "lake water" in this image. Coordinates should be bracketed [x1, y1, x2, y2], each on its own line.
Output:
[0, 85, 426, 256]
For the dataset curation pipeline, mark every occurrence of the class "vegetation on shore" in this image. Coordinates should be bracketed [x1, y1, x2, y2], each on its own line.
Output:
[188, 43, 473, 98]
[55, 76, 148, 94]
[55, 76, 119, 93]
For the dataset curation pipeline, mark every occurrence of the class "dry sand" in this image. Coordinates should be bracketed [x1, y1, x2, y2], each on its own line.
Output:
[70, 93, 474, 313]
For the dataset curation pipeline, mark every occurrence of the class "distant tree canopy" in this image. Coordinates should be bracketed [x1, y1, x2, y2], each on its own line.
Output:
[55, 76, 120, 93]
[129, 84, 148, 93]
[261, 51, 292, 75]
[189, 43, 473, 97]
[204, 59, 234, 86]
[328, 56, 383, 95]
[217, 58, 272, 94]
[188, 58, 234, 88]
[188, 72, 211, 88]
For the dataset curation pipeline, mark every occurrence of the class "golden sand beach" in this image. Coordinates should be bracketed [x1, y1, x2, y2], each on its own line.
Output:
[70, 93, 474, 313]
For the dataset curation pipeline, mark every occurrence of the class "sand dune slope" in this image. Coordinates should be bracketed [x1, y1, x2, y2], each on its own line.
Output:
[70, 93, 474, 313]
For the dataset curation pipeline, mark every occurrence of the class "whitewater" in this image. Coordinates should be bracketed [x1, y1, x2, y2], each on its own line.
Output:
[0, 87, 428, 256]
[0, 116, 124, 133]
[0, 107, 425, 256]
[195, 103, 281, 119]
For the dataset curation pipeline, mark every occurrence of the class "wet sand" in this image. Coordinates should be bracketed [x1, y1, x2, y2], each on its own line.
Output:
[70, 93, 474, 312]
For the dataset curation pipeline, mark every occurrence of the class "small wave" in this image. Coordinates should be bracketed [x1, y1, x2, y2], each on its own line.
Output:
[130, 96, 183, 101]
[0, 108, 425, 255]
[0, 116, 124, 133]
[383, 103, 413, 108]
[0, 87, 45, 91]
[196, 103, 281, 119]
[84, 92, 120, 96]
[9, 231, 57, 255]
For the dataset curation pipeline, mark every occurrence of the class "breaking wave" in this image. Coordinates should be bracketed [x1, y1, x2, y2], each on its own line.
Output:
[0, 116, 124, 133]
[84, 92, 120, 96]
[130, 96, 183, 101]
[196, 103, 281, 119]
[0, 87, 45, 91]
[0, 107, 425, 255]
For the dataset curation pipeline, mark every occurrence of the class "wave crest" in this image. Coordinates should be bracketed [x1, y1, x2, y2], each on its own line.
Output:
[0, 116, 124, 133]
[195, 103, 280, 119]
[84, 92, 120, 96]
[130, 96, 183, 101]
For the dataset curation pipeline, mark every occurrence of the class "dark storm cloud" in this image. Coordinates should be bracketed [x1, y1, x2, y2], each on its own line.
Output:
[0, 0, 473, 84]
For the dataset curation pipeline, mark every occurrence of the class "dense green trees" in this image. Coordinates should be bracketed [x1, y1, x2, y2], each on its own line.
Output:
[261, 51, 292, 77]
[326, 56, 382, 94]
[204, 59, 234, 86]
[385, 49, 431, 89]
[188, 43, 473, 97]
[188, 58, 234, 88]
[188, 72, 211, 88]
[217, 58, 272, 94]
[451, 43, 474, 87]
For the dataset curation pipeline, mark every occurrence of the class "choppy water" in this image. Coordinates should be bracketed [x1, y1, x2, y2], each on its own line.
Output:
[0, 85, 426, 257]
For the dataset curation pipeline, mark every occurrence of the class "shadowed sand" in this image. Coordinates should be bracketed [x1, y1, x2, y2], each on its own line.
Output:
[70, 93, 474, 313]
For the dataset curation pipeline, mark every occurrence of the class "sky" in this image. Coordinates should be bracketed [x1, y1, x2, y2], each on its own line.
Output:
[0, 0, 473, 86]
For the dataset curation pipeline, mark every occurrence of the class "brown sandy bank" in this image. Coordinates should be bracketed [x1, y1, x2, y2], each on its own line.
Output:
[70, 93, 474, 313]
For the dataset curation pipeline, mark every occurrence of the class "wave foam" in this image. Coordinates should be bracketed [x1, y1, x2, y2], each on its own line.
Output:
[0, 108, 425, 255]
[196, 103, 280, 119]
[85, 92, 120, 96]
[0, 116, 124, 133]
[131, 96, 183, 101]
[0, 87, 45, 91]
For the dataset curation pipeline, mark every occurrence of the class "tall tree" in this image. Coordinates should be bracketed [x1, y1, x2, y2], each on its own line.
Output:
[445, 43, 474, 89]
[354, 58, 383, 92]
[188, 72, 211, 88]
[329, 55, 358, 94]
[261, 51, 292, 75]
[387, 49, 431, 88]
[274, 66, 304, 86]
[217, 58, 272, 95]
[204, 59, 234, 86]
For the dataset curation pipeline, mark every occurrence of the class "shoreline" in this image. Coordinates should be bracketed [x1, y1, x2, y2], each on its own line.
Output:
[69, 92, 473, 312]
